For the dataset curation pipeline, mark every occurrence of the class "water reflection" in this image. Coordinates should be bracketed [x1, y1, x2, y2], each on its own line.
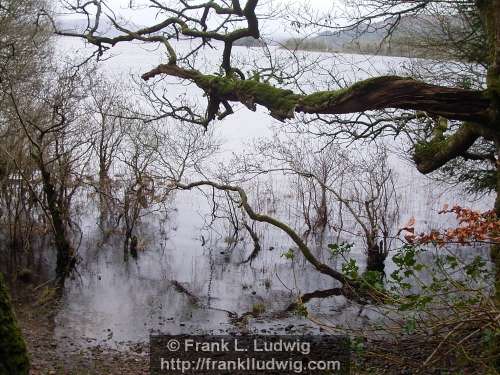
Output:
[51, 37, 494, 351]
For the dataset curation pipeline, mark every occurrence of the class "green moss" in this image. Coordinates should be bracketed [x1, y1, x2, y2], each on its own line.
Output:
[414, 119, 448, 164]
[196, 74, 218, 89]
[299, 89, 347, 108]
[196, 75, 300, 119]
[292, 302, 308, 318]
[0, 272, 30, 375]
[413, 138, 446, 164]
[434, 117, 448, 134]
[195, 74, 410, 120]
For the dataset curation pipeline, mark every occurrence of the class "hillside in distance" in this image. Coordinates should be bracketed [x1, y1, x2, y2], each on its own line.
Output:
[283, 14, 465, 58]
[56, 15, 470, 60]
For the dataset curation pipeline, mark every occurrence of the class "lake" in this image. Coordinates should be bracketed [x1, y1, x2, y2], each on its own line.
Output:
[53, 36, 494, 351]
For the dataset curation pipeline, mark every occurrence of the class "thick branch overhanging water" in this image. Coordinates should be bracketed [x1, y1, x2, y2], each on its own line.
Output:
[141, 64, 492, 124]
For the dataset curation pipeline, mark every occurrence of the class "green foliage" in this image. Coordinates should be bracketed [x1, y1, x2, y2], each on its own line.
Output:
[392, 245, 425, 272]
[464, 256, 488, 280]
[361, 270, 385, 291]
[327, 242, 354, 257]
[459, 169, 497, 194]
[438, 146, 497, 195]
[328, 242, 360, 278]
[292, 302, 308, 318]
[402, 316, 417, 335]
[341, 258, 359, 279]
[387, 243, 493, 317]
[398, 294, 433, 311]
[328, 242, 387, 288]
[350, 337, 365, 355]
[281, 248, 295, 260]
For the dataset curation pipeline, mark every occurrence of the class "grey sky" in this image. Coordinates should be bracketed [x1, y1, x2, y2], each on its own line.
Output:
[58, 0, 339, 38]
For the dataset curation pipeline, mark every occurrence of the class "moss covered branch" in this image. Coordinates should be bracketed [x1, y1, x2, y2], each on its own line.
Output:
[142, 65, 492, 124]
[413, 122, 482, 174]
[175, 180, 352, 285]
[175, 180, 390, 304]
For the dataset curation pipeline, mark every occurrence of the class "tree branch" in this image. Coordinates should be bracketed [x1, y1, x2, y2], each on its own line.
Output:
[413, 122, 482, 173]
[141, 65, 491, 124]
[174, 179, 352, 285]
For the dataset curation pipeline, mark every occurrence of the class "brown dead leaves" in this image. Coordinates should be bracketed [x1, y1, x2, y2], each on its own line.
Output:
[400, 205, 500, 246]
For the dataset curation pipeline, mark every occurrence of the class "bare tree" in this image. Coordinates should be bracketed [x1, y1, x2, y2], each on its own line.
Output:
[86, 76, 128, 228]
[111, 115, 220, 260]
[0, 0, 51, 371]
[6, 64, 94, 285]
[237, 135, 399, 277]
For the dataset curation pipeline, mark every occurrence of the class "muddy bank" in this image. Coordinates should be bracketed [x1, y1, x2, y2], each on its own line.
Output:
[13, 285, 148, 375]
[11, 283, 488, 375]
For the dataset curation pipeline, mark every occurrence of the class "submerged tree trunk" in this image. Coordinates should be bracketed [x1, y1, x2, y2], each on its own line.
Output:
[123, 235, 130, 262]
[130, 235, 138, 259]
[98, 166, 112, 231]
[366, 248, 387, 275]
[365, 233, 387, 279]
[39, 167, 74, 286]
[313, 184, 328, 234]
[0, 272, 30, 375]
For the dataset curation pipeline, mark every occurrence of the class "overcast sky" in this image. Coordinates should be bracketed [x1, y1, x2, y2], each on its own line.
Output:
[57, 0, 341, 38]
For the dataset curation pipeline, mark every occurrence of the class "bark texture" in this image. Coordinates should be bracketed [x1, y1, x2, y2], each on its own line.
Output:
[142, 65, 491, 124]
[0, 273, 30, 375]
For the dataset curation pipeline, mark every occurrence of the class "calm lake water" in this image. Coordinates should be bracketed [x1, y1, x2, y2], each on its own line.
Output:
[53, 36, 494, 350]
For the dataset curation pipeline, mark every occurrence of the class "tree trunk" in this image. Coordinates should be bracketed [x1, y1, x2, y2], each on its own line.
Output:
[0, 272, 30, 375]
[494, 141, 500, 303]
[365, 233, 387, 280]
[479, 0, 500, 368]
[130, 235, 138, 259]
[39, 167, 73, 286]
[123, 235, 130, 262]
[313, 184, 328, 234]
[98, 166, 111, 229]
[479, 0, 500, 305]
